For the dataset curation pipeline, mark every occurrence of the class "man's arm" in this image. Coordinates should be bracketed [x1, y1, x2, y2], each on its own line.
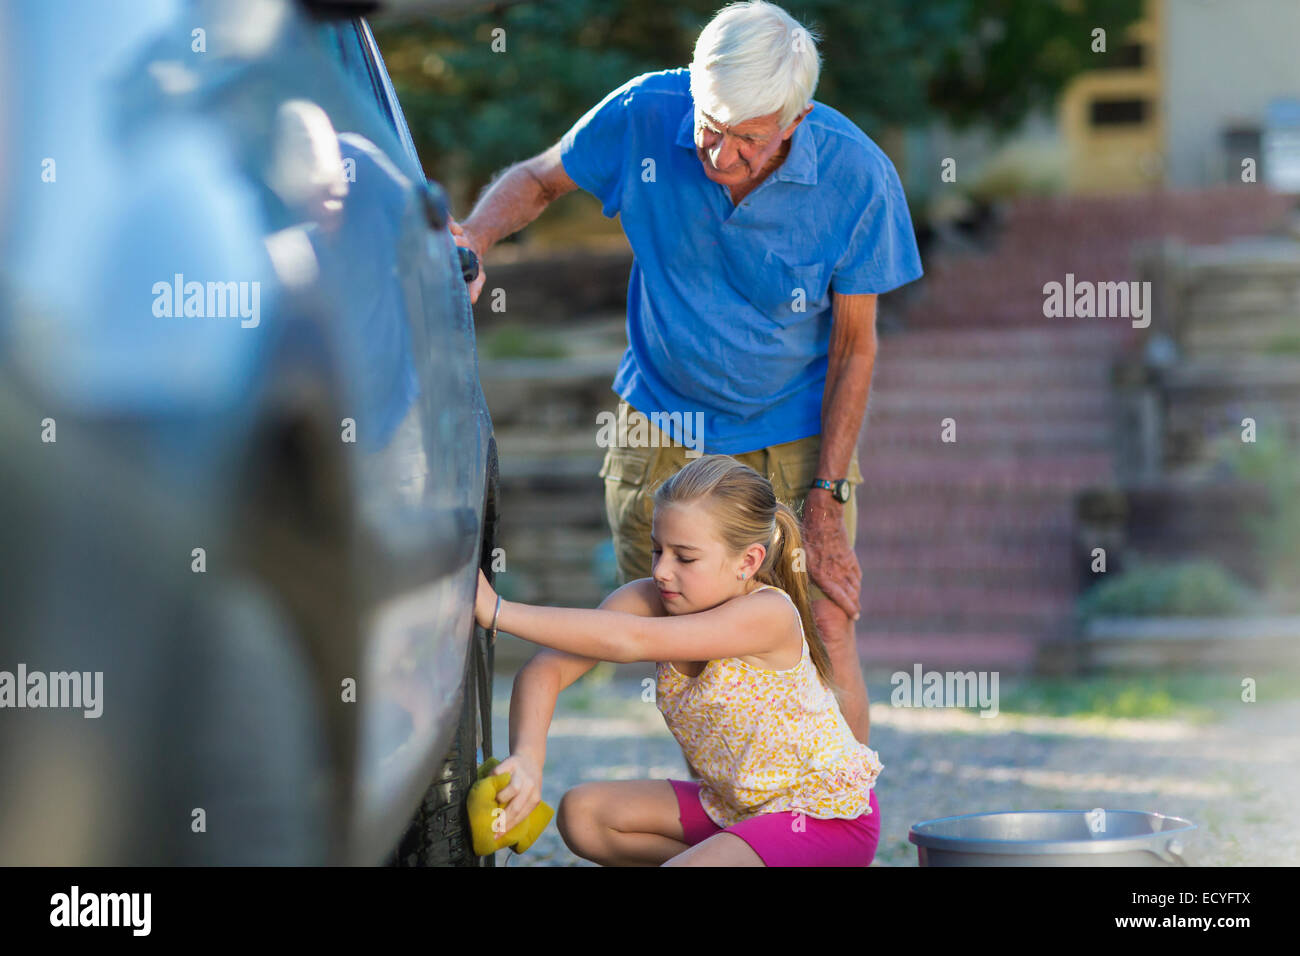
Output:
[803, 290, 879, 618]
[451, 142, 579, 303]
[462, 142, 578, 255]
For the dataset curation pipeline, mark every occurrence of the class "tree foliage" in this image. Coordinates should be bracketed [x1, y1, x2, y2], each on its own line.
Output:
[375, 0, 1144, 197]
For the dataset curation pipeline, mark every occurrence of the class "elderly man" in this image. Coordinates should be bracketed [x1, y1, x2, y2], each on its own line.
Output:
[452, 0, 922, 746]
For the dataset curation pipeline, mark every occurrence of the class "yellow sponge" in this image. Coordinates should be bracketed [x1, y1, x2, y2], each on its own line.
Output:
[467, 757, 554, 856]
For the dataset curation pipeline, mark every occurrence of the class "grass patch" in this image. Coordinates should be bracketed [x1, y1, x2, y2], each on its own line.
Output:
[993, 671, 1300, 722]
[1265, 331, 1300, 355]
[563, 689, 593, 713]
[557, 662, 648, 718]
[480, 322, 569, 360]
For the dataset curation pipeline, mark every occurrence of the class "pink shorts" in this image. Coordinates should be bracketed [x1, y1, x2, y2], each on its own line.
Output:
[667, 779, 880, 867]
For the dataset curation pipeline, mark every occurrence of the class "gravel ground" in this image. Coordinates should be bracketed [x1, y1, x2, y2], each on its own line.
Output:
[485, 666, 1300, 867]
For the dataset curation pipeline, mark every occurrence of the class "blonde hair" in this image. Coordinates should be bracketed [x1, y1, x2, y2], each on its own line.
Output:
[652, 454, 844, 702]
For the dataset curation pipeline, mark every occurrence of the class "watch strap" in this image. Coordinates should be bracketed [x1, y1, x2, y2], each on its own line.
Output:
[811, 477, 850, 502]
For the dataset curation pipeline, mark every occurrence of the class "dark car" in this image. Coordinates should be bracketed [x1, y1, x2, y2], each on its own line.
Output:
[0, 0, 497, 865]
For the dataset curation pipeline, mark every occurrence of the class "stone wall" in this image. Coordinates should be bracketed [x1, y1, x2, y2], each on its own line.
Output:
[1121, 236, 1300, 479]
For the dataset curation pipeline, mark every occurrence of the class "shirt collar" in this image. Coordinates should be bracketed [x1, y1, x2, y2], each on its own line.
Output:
[675, 103, 819, 186]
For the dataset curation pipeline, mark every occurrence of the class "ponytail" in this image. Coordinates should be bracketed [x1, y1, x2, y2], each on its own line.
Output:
[759, 502, 845, 704]
[654, 454, 847, 704]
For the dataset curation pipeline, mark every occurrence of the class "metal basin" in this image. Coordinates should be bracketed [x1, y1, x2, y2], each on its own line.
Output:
[909, 809, 1197, 866]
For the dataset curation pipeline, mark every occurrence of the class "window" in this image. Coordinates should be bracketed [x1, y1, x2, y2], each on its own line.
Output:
[1095, 42, 1145, 70]
[1091, 98, 1148, 127]
[316, 20, 422, 171]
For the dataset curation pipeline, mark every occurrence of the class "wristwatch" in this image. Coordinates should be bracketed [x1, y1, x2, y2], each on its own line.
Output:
[811, 478, 851, 503]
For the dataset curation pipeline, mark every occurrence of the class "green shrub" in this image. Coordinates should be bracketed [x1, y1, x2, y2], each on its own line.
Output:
[965, 141, 1068, 202]
[1264, 331, 1300, 355]
[1076, 558, 1259, 622]
[1206, 431, 1300, 610]
[480, 323, 568, 360]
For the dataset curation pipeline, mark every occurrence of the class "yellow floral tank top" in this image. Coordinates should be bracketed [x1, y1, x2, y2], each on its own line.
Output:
[655, 584, 883, 828]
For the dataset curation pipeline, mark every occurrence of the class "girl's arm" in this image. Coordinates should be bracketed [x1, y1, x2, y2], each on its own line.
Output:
[474, 570, 791, 664]
[490, 578, 665, 834]
[508, 578, 666, 768]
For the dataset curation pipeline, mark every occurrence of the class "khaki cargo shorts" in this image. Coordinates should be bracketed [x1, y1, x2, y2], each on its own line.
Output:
[597, 400, 863, 604]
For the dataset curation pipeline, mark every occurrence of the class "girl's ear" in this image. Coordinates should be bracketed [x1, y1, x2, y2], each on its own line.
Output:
[741, 543, 766, 577]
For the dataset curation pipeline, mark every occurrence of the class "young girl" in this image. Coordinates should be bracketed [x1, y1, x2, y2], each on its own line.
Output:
[473, 454, 883, 866]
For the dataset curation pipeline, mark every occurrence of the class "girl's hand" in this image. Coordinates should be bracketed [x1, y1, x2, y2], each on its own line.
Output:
[489, 752, 544, 838]
[474, 569, 499, 630]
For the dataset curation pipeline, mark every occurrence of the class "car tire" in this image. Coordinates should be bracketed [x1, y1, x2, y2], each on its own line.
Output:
[386, 621, 493, 867]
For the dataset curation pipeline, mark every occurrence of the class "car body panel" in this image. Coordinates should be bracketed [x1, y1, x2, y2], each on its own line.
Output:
[0, 0, 491, 864]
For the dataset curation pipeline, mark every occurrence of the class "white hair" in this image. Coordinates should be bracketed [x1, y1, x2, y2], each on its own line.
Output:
[689, 1, 822, 131]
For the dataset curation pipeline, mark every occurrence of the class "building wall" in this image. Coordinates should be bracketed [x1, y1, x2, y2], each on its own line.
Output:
[1164, 0, 1300, 187]
[1059, 0, 1163, 193]
[907, 0, 1300, 200]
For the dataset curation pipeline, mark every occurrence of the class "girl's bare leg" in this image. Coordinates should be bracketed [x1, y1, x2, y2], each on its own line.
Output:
[556, 780, 691, 866]
[661, 832, 764, 866]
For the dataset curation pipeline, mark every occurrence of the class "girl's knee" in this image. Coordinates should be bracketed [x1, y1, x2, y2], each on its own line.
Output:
[556, 783, 600, 842]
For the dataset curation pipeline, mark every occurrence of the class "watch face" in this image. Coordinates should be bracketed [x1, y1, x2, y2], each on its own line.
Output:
[835, 480, 851, 503]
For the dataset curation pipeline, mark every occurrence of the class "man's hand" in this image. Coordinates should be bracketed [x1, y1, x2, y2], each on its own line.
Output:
[449, 216, 486, 305]
[802, 489, 861, 620]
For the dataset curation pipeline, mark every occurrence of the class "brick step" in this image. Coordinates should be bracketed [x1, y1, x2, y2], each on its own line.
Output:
[901, 313, 1139, 331]
[860, 582, 1072, 614]
[857, 495, 1071, 527]
[861, 420, 1113, 450]
[909, 297, 1144, 322]
[856, 608, 1068, 638]
[854, 453, 1114, 490]
[918, 257, 1136, 277]
[856, 533, 1075, 559]
[865, 386, 1113, 420]
[856, 541, 1075, 572]
[858, 535, 1076, 558]
[864, 410, 1114, 433]
[879, 325, 1128, 358]
[851, 481, 1072, 508]
[871, 358, 1111, 387]
[857, 632, 1040, 671]
[856, 564, 1077, 590]
[865, 403, 1114, 431]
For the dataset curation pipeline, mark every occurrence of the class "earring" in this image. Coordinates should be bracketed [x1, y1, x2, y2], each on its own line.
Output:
[737, 572, 746, 580]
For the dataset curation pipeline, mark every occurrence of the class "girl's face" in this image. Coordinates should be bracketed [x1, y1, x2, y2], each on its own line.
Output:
[651, 500, 765, 615]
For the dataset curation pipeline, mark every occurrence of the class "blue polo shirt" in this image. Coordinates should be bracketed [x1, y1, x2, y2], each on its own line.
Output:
[559, 68, 923, 454]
